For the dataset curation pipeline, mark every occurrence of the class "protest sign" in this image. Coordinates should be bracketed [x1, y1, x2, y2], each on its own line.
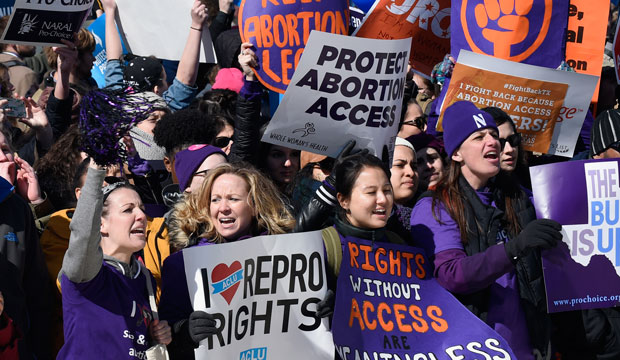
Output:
[261, 31, 410, 162]
[451, 0, 568, 68]
[333, 238, 516, 359]
[0, 0, 14, 17]
[565, 0, 609, 102]
[87, 13, 127, 88]
[115, 0, 215, 62]
[238, 0, 348, 94]
[440, 50, 598, 157]
[353, 0, 450, 77]
[531, 159, 620, 312]
[0, 0, 93, 47]
[439, 60, 569, 153]
[348, 6, 365, 35]
[183, 232, 334, 360]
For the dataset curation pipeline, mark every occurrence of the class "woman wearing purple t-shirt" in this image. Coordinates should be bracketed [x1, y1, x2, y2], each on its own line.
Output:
[159, 163, 295, 359]
[410, 101, 562, 360]
[57, 162, 171, 359]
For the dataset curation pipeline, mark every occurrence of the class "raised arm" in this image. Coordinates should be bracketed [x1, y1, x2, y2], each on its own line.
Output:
[175, 0, 208, 86]
[102, 0, 124, 88]
[103, 0, 122, 61]
[60, 163, 105, 283]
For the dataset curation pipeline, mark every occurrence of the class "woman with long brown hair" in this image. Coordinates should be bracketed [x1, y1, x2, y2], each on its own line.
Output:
[159, 162, 294, 359]
[410, 101, 561, 360]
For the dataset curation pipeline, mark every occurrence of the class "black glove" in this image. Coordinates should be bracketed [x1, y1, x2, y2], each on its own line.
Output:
[315, 289, 335, 318]
[188, 310, 219, 344]
[504, 219, 562, 262]
[325, 140, 369, 188]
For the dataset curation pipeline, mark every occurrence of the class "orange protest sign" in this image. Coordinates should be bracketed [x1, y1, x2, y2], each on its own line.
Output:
[438, 63, 569, 153]
[565, 0, 609, 102]
[353, 0, 450, 76]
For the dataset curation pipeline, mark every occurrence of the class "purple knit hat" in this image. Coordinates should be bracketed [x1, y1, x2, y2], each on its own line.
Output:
[442, 101, 497, 157]
[174, 144, 227, 192]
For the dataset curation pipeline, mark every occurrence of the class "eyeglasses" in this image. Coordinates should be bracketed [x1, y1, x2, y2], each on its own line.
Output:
[499, 133, 521, 150]
[214, 136, 232, 148]
[402, 115, 427, 129]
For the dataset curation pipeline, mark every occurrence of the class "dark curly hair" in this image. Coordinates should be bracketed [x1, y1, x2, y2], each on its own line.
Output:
[35, 124, 84, 209]
[153, 108, 227, 159]
[197, 88, 237, 126]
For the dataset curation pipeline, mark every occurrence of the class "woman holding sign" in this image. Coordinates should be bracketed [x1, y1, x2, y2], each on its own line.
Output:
[159, 163, 295, 359]
[319, 152, 408, 291]
[410, 101, 562, 360]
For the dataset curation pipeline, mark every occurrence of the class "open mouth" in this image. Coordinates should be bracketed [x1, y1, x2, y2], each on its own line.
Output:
[219, 218, 236, 226]
[483, 151, 498, 160]
[130, 228, 145, 236]
[372, 209, 387, 216]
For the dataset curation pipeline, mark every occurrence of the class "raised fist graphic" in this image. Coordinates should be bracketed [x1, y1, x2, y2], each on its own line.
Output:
[474, 0, 534, 58]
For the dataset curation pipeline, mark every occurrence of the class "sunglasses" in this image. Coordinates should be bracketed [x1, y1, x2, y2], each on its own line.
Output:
[403, 115, 427, 129]
[213, 136, 232, 148]
[499, 133, 521, 150]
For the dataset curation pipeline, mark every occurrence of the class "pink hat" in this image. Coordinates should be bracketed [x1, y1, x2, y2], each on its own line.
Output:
[212, 68, 244, 93]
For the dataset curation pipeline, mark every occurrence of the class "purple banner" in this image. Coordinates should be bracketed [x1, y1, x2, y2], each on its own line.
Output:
[332, 238, 516, 359]
[450, 0, 568, 68]
[531, 159, 620, 312]
[238, 0, 348, 94]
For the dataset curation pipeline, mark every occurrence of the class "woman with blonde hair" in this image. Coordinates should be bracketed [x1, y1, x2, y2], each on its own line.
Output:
[159, 162, 294, 359]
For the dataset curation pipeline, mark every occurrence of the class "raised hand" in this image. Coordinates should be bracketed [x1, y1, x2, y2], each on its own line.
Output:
[53, 38, 78, 73]
[474, 0, 533, 58]
[191, 0, 208, 30]
[238, 42, 258, 81]
[19, 97, 49, 129]
[15, 153, 44, 204]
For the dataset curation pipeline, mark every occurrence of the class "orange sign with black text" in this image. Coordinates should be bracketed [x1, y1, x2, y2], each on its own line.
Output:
[565, 0, 609, 102]
[353, 0, 451, 76]
[439, 63, 569, 153]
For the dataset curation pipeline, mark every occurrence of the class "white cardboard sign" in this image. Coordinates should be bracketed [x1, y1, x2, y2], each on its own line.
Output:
[115, 0, 216, 62]
[183, 231, 334, 360]
[262, 31, 411, 161]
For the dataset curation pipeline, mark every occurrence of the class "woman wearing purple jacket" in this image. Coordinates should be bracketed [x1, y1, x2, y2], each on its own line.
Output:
[410, 101, 562, 360]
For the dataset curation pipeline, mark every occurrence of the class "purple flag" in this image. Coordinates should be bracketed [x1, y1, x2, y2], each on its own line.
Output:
[531, 159, 620, 312]
[451, 0, 568, 68]
[332, 238, 516, 359]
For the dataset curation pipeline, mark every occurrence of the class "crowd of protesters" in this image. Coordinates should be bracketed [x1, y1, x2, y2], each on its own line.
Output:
[1, 0, 620, 359]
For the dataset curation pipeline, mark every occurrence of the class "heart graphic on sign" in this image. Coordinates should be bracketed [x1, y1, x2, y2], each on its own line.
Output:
[211, 261, 242, 305]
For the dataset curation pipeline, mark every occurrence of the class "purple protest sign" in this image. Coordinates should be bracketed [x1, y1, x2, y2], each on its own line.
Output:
[451, 0, 568, 68]
[531, 159, 620, 312]
[332, 238, 516, 359]
[238, 0, 348, 94]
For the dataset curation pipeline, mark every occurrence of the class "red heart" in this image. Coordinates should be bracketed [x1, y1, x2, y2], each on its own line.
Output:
[211, 261, 243, 305]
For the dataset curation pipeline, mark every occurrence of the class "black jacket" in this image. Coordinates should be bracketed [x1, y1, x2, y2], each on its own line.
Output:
[456, 175, 552, 359]
[228, 90, 262, 165]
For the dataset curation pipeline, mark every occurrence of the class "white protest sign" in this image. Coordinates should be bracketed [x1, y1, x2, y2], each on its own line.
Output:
[451, 51, 598, 157]
[115, 0, 215, 63]
[0, 0, 93, 47]
[183, 231, 334, 360]
[261, 31, 411, 161]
